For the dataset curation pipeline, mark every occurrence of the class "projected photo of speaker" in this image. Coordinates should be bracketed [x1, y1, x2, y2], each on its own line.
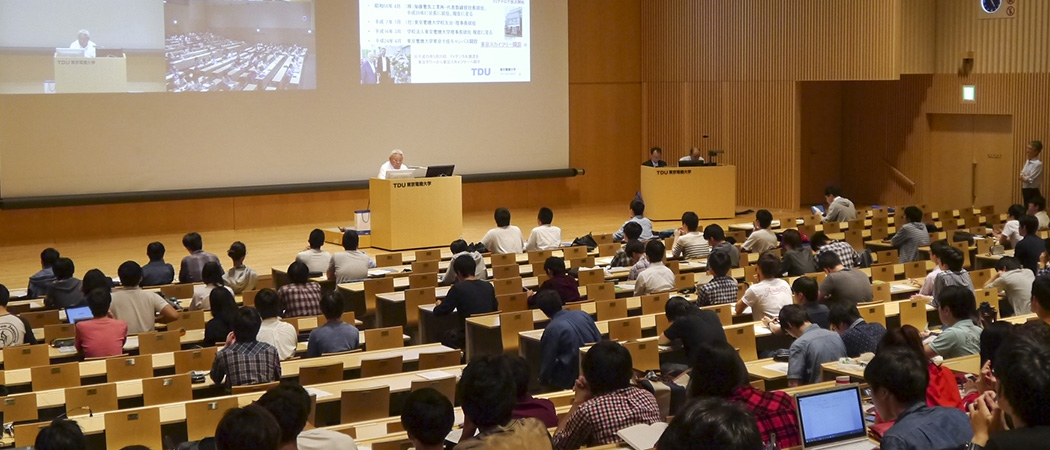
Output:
[505, 7, 523, 38]
[360, 46, 411, 85]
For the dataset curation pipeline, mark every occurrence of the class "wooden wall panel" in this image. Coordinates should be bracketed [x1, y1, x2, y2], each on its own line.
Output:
[900, 0, 936, 74]
[568, 0, 642, 83]
[568, 83, 644, 205]
[799, 82, 843, 206]
[935, 0, 1050, 74]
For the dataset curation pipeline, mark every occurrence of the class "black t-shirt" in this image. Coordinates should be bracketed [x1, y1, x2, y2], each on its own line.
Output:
[203, 318, 232, 347]
[803, 302, 831, 329]
[1015, 234, 1043, 274]
[663, 310, 728, 365]
[433, 279, 498, 324]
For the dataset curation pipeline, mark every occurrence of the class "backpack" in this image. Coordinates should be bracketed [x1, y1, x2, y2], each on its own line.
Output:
[571, 233, 599, 251]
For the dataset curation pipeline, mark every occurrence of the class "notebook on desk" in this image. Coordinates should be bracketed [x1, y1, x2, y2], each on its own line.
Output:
[795, 385, 871, 450]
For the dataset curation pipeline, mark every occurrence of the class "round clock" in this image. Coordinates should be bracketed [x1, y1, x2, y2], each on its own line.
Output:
[982, 0, 1002, 13]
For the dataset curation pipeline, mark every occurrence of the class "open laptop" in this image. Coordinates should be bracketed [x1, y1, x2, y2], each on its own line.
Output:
[795, 385, 872, 450]
[65, 305, 94, 324]
[425, 164, 455, 177]
[385, 167, 427, 179]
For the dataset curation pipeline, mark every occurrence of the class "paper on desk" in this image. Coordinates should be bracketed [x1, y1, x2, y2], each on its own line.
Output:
[890, 284, 911, 294]
[58, 346, 77, 354]
[368, 268, 395, 276]
[445, 427, 477, 445]
[762, 362, 790, 374]
[28, 301, 42, 309]
[607, 266, 630, 274]
[124, 335, 139, 349]
[11, 290, 28, 298]
[305, 387, 334, 399]
[619, 283, 635, 291]
[418, 371, 455, 381]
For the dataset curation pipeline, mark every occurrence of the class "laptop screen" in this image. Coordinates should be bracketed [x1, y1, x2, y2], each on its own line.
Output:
[65, 306, 94, 324]
[796, 386, 867, 447]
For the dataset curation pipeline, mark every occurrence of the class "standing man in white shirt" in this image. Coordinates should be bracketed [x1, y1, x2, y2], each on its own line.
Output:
[70, 29, 96, 58]
[525, 207, 562, 251]
[377, 149, 405, 179]
[480, 207, 525, 254]
[1020, 140, 1044, 206]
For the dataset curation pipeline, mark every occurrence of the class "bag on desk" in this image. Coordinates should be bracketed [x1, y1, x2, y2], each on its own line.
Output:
[571, 233, 599, 251]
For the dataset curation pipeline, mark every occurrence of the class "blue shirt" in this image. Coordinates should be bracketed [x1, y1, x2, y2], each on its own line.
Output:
[540, 309, 601, 390]
[788, 324, 847, 384]
[840, 318, 886, 357]
[881, 402, 972, 450]
[141, 260, 175, 286]
[306, 320, 360, 357]
[613, 216, 655, 241]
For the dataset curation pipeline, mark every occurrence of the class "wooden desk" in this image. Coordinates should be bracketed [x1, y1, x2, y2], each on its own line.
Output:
[370, 176, 463, 251]
[821, 354, 981, 382]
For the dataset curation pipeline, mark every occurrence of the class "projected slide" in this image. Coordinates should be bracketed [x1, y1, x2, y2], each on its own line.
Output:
[0, 0, 315, 94]
[359, 0, 530, 84]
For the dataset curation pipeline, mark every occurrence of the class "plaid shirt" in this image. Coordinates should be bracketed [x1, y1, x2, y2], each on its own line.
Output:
[697, 275, 738, 306]
[609, 248, 633, 268]
[278, 282, 323, 318]
[730, 386, 801, 448]
[817, 240, 861, 269]
[552, 387, 661, 450]
[210, 340, 281, 389]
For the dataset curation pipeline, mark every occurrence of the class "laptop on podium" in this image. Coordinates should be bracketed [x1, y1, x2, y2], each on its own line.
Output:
[795, 385, 872, 450]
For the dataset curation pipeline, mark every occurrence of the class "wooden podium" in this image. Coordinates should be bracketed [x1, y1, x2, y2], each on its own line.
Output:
[641, 165, 737, 220]
[369, 176, 463, 251]
[53, 54, 127, 93]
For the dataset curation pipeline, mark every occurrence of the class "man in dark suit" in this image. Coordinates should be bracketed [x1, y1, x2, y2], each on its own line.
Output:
[360, 54, 377, 84]
[642, 147, 667, 167]
[376, 48, 392, 84]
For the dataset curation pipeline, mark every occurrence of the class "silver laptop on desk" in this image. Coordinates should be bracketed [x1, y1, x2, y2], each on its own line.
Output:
[796, 385, 873, 450]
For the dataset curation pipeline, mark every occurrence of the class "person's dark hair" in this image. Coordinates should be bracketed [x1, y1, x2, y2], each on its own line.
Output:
[494, 207, 511, 227]
[877, 324, 926, 362]
[656, 397, 763, 450]
[940, 246, 964, 271]
[215, 405, 280, 450]
[450, 239, 468, 254]
[777, 304, 809, 331]
[980, 321, 1014, 366]
[53, 257, 75, 279]
[254, 288, 282, 319]
[649, 146, 662, 156]
[40, 248, 60, 267]
[211, 287, 239, 327]
[1030, 196, 1047, 212]
[864, 347, 928, 405]
[227, 241, 247, 260]
[625, 240, 646, 256]
[1032, 140, 1045, 152]
[502, 354, 532, 398]
[341, 230, 360, 251]
[809, 232, 830, 251]
[34, 418, 86, 450]
[827, 303, 862, 329]
[117, 261, 143, 287]
[458, 355, 515, 428]
[824, 186, 842, 197]
[645, 239, 665, 264]
[183, 232, 203, 251]
[452, 254, 477, 278]
[1020, 215, 1039, 235]
[995, 335, 1050, 427]
[320, 291, 344, 320]
[86, 288, 112, 318]
[538, 207, 554, 225]
[0, 284, 9, 307]
[256, 384, 311, 444]
[993, 256, 1022, 272]
[543, 257, 566, 276]
[1034, 275, 1050, 313]
[904, 206, 923, 223]
[707, 251, 731, 277]
[202, 261, 225, 286]
[755, 209, 773, 229]
[938, 285, 976, 320]
[929, 239, 951, 260]
[630, 199, 645, 216]
[1014, 320, 1050, 343]
[757, 252, 779, 279]
[535, 290, 563, 317]
[287, 261, 310, 284]
[703, 224, 726, 242]
[816, 251, 841, 271]
[81, 269, 111, 294]
[781, 229, 802, 249]
[1007, 204, 1026, 220]
[581, 340, 633, 396]
[681, 211, 699, 232]
[232, 307, 263, 342]
[308, 229, 325, 249]
[791, 276, 818, 303]
[146, 241, 165, 261]
[623, 221, 644, 241]
[689, 341, 748, 398]
[401, 388, 454, 446]
[665, 296, 697, 322]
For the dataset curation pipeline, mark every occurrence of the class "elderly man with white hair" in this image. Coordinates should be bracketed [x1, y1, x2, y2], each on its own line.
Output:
[377, 149, 405, 179]
[70, 29, 96, 58]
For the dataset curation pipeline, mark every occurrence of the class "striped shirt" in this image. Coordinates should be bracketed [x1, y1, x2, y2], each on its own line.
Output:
[672, 231, 711, 259]
[891, 222, 931, 263]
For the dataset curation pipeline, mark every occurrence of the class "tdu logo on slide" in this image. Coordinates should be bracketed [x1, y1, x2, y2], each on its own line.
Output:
[471, 68, 492, 76]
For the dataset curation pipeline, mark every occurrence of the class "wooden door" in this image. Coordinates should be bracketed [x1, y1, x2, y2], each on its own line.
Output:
[928, 114, 1013, 212]
[972, 115, 1014, 208]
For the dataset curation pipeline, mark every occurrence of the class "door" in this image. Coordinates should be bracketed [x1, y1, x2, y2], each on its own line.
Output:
[927, 114, 1013, 211]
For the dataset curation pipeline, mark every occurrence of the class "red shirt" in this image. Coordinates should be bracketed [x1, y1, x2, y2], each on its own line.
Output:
[75, 317, 128, 359]
[513, 395, 558, 428]
[729, 386, 802, 448]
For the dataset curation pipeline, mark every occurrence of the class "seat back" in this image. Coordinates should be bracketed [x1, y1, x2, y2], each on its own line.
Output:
[597, 243, 621, 257]
[417, 349, 462, 370]
[410, 260, 438, 275]
[844, 229, 864, 251]
[376, 252, 403, 268]
[872, 282, 891, 303]
[106, 354, 154, 382]
[563, 246, 588, 260]
[701, 303, 733, 325]
[493, 277, 524, 297]
[499, 311, 533, 354]
[66, 382, 119, 414]
[415, 249, 442, 262]
[874, 250, 899, 265]
[586, 282, 615, 301]
[364, 277, 396, 313]
[823, 221, 841, 233]
[43, 323, 75, 343]
[139, 329, 182, 355]
[655, 313, 671, 336]
[173, 346, 218, 373]
[498, 292, 528, 313]
[13, 422, 49, 448]
[364, 326, 404, 351]
[31, 362, 81, 391]
[410, 376, 456, 404]
[899, 300, 929, 330]
[231, 381, 280, 394]
[404, 287, 436, 327]
[569, 255, 596, 270]
[608, 317, 642, 341]
[169, 310, 206, 331]
[21, 310, 60, 329]
[3, 343, 49, 369]
[622, 340, 659, 372]
[159, 283, 195, 300]
[640, 292, 670, 316]
[300, 361, 345, 385]
[409, 273, 438, 290]
[142, 373, 193, 406]
[674, 273, 692, 290]
[970, 269, 994, 291]
[872, 262, 896, 282]
[341, 385, 391, 424]
[492, 264, 518, 280]
[242, 289, 260, 307]
[904, 261, 927, 279]
[858, 303, 888, 326]
[528, 250, 554, 264]
[577, 268, 605, 288]
[360, 354, 404, 378]
[724, 323, 758, 361]
[0, 393, 37, 423]
[186, 397, 239, 441]
[103, 409, 165, 450]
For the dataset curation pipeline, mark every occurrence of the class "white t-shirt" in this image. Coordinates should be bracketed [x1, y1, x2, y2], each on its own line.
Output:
[297, 428, 359, 450]
[110, 287, 170, 335]
[329, 250, 376, 283]
[1002, 220, 1022, 248]
[742, 278, 793, 321]
[481, 226, 525, 254]
[0, 314, 30, 348]
[525, 224, 562, 252]
[296, 249, 333, 275]
[190, 284, 234, 311]
[256, 317, 298, 360]
[377, 160, 403, 179]
[70, 39, 96, 58]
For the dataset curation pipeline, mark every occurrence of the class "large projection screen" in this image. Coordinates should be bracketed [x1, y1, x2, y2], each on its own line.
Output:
[0, 0, 568, 199]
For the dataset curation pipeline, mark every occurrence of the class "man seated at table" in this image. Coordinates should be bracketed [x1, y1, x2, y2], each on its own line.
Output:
[864, 348, 972, 450]
[141, 242, 175, 287]
[930, 246, 973, 308]
[810, 232, 862, 270]
[504, 354, 558, 428]
[641, 146, 667, 167]
[222, 241, 258, 294]
[27, 247, 59, 299]
[552, 341, 662, 449]
[481, 207, 525, 254]
[439, 239, 486, 286]
[677, 147, 705, 165]
[816, 252, 872, 308]
[295, 229, 331, 276]
[1028, 195, 1050, 230]
[765, 276, 829, 334]
[528, 257, 580, 306]
[704, 224, 740, 268]
[968, 334, 1050, 449]
[779, 304, 847, 387]
[821, 186, 857, 222]
[306, 292, 359, 357]
[924, 285, 981, 359]
[44, 257, 82, 309]
[434, 255, 498, 348]
[672, 211, 710, 259]
[211, 306, 281, 389]
[779, 229, 816, 276]
[327, 229, 376, 283]
[402, 388, 454, 450]
[984, 256, 1034, 317]
[1014, 215, 1043, 274]
[458, 355, 554, 450]
[887, 206, 931, 263]
[537, 290, 601, 391]
[179, 231, 221, 283]
[0, 284, 37, 348]
[1031, 276, 1050, 325]
[256, 383, 360, 450]
[696, 251, 737, 306]
[525, 207, 562, 252]
[613, 199, 655, 242]
[737, 253, 792, 320]
[255, 288, 297, 360]
[659, 296, 727, 370]
[110, 261, 179, 335]
[740, 210, 778, 254]
[828, 303, 885, 357]
[75, 289, 128, 359]
[278, 261, 323, 318]
[634, 239, 676, 295]
[994, 204, 1025, 249]
[609, 222, 644, 268]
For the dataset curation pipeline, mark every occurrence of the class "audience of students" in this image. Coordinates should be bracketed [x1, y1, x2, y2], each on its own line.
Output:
[110, 261, 179, 335]
[696, 251, 738, 306]
[984, 256, 1034, 317]
[210, 306, 281, 389]
[634, 239, 676, 295]
[612, 200, 654, 242]
[536, 290, 601, 390]
[277, 261, 323, 318]
[74, 289, 128, 359]
[740, 209, 778, 254]
[890, 206, 930, 263]
[328, 230, 376, 283]
[828, 303, 886, 357]
[0, 284, 36, 348]
[481, 207, 526, 254]
[671, 211, 710, 259]
[222, 241, 258, 294]
[27, 247, 60, 298]
[779, 229, 816, 276]
[779, 304, 847, 386]
[141, 241, 175, 286]
[44, 257, 82, 309]
[295, 229, 331, 276]
[179, 232, 221, 283]
[737, 253, 792, 321]
[254, 288, 297, 360]
[306, 291, 360, 357]
[440, 239, 487, 285]
[526, 207, 563, 252]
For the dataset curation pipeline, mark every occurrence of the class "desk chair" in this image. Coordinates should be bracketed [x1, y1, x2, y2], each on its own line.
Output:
[563, 246, 588, 260]
[724, 323, 757, 362]
[530, 262, 546, 278]
[231, 381, 279, 394]
[674, 273, 692, 290]
[139, 330, 182, 355]
[859, 303, 888, 326]
[376, 253, 403, 267]
[0, 392, 37, 423]
[974, 289, 998, 311]
[701, 303, 733, 325]
[341, 385, 391, 424]
[364, 326, 404, 351]
[493, 278, 524, 297]
[570, 255, 596, 270]
[107, 354, 154, 382]
[744, 265, 759, 284]
[173, 346, 218, 374]
[405, 287, 436, 328]
[499, 311, 533, 354]
[281, 317, 302, 336]
[563, 301, 587, 311]
[779, 217, 798, 230]
[970, 269, 994, 290]
[528, 250, 553, 264]
[845, 229, 864, 251]
[491, 253, 517, 266]
[728, 230, 747, 244]
[169, 310, 206, 331]
[14, 422, 49, 448]
[3, 343, 49, 370]
[872, 283, 890, 303]
[824, 221, 842, 234]
[976, 238, 993, 255]
[623, 340, 659, 372]
[904, 261, 927, 279]
[418, 349, 462, 370]
[360, 354, 403, 378]
[598, 243, 620, 257]
[142, 373, 193, 406]
[596, 299, 628, 321]
[537, 272, 550, 287]
[159, 283, 196, 300]
[497, 292, 527, 313]
[364, 277, 396, 314]
[899, 300, 929, 330]
[31, 361, 81, 391]
[66, 382, 119, 415]
[415, 249, 441, 262]
[577, 268, 604, 289]
[410, 260, 438, 275]
[42, 323, 75, 343]
[875, 250, 899, 265]
[105, 407, 163, 449]
[186, 397, 239, 441]
[409, 273, 438, 290]
[300, 362, 345, 385]
[640, 292, 670, 316]
[665, 260, 680, 275]
[735, 283, 748, 302]
[593, 233, 615, 245]
[608, 317, 642, 341]
[21, 310, 60, 329]
[871, 226, 889, 240]
[255, 275, 275, 290]
[655, 313, 670, 336]
[492, 264, 519, 280]
[802, 214, 822, 226]
[410, 376, 456, 404]
[847, 219, 864, 232]
[242, 289, 260, 307]
[803, 272, 828, 284]
[949, 240, 971, 269]
[587, 283, 615, 301]
[871, 263, 896, 282]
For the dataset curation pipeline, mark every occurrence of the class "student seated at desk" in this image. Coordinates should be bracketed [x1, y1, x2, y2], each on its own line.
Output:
[660, 296, 727, 372]
[440, 239, 486, 286]
[779, 304, 846, 387]
[255, 289, 297, 360]
[924, 286, 981, 359]
[911, 240, 948, 298]
[705, 224, 741, 268]
[44, 257, 82, 309]
[810, 232, 861, 270]
[613, 199, 655, 242]
[434, 255, 498, 348]
[296, 229, 332, 276]
[179, 231, 221, 283]
[191, 261, 234, 311]
[458, 355, 554, 450]
[880, 325, 962, 409]
[256, 383, 360, 450]
[657, 398, 764, 450]
[737, 253, 792, 321]
[204, 287, 239, 346]
[27, 247, 59, 299]
[634, 239, 675, 295]
[696, 251, 737, 306]
[1028, 195, 1050, 230]
[480, 207, 525, 255]
[34, 418, 87, 450]
[740, 210, 778, 255]
[505, 353, 558, 428]
[887, 206, 930, 263]
[969, 335, 1050, 450]
[779, 229, 816, 276]
[141, 241, 175, 287]
[402, 388, 455, 450]
[1031, 276, 1050, 325]
[110, 261, 179, 335]
[609, 222, 643, 268]
[816, 251, 872, 308]
[327, 229, 376, 283]
[536, 290, 601, 391]
[211, 306, 282, 390]
[223, 241, 258, 294]
[1014, 215, 1043, 274]
[624, 240, 648, 281]
[993, 204, 1025, 249]
[215, 404, 281, 450]
[985, 256, 1034, 317]
[828, 303, 885, 357]
[671, 211, 710, 259]
[764, 276, 829, 333]
[278, 261, 323, 318]
[528, 257, 580, 306]
[525, 206, 562, 252]
[74, 289, 128, 359]
[0, 284, 37, 348]
[306, 292, 359, 357]
[821, 186, 857, 223]
[929, 246, 973, 308]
